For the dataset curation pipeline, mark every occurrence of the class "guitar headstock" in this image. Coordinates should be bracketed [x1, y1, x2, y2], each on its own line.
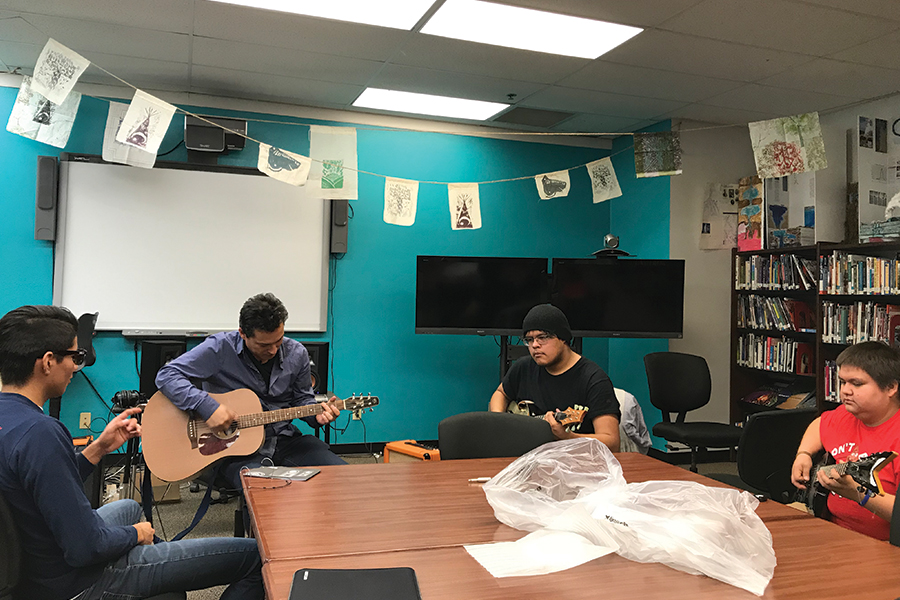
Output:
[344, 395, 380, 411]
[845, 451, 898, 495]
[554, 407, 586, 427]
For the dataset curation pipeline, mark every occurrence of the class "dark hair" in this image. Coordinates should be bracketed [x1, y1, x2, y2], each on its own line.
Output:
[836, 341, 900, 391]
[239, 293, 288, 337]
[0, 305, 78, 386]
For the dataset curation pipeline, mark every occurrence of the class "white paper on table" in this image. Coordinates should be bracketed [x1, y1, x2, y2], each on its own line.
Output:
[102, 101, 157, 168]
[31, 38, 90, 105]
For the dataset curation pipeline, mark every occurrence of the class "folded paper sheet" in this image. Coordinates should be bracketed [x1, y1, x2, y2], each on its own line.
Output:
[6, 76, 81, 148]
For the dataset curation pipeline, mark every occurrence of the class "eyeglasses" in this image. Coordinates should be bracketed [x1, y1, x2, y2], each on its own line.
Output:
[522, 333, 555, 347]
[55, 348, 87, 366]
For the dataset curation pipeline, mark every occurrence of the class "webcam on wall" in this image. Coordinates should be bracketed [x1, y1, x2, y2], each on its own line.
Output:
[592, 233, 632, 258]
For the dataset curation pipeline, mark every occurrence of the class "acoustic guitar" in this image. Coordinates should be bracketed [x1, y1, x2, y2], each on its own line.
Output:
[142, 389, 379, 482]
[796, 451, 897, 517]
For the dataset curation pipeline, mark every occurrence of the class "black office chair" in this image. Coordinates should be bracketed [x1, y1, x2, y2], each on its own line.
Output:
[891, 489, 900, 547]
[644, 352, 743, 472]
[438, 412, 556, 460]
[0, 492, 185, 600]
[707, 407, 818, 502]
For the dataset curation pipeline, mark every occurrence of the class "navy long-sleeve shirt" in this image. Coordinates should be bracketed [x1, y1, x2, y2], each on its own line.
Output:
[0, 392, 137, 600]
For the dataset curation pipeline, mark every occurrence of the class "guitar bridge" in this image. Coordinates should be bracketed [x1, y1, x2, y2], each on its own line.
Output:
[188, 418, 198, 450]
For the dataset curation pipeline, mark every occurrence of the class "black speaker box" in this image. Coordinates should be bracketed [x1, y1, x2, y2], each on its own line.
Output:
[301, 342, 329, 394]
[139, 340, 187, 398]
[35, 155, 58, 240]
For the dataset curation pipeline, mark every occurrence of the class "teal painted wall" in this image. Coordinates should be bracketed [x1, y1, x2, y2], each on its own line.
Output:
[0, 85, 671, 446]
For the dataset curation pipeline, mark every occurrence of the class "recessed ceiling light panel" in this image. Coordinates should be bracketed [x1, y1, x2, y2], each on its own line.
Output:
[353, 88, 509, 121]
[207, 0, 434, 29]
[421, 0, 643, 59]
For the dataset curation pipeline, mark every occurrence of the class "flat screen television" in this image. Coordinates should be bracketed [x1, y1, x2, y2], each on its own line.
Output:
[551, 258, 685, 338]
[415, 256, 549, 335]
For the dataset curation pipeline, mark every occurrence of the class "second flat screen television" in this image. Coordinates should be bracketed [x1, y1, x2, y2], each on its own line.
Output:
[552, 258, 685, 338]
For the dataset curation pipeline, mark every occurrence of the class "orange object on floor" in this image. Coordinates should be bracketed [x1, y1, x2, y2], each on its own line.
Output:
[384, 440, 441, 462]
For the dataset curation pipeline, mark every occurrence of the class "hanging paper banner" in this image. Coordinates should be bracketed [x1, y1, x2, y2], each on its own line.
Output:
[309, 125, 358, 199]
[102, 102, 156, 169]
[115, 89, 177, 154]
[585, 157, 622, 203]
[535, 170, 570, 200]
[31, 38, 90, 105]
[699, 183, 739, 250]
[448, 183, 482, 230]
[737, 176, 764, 251]
[258, 143, 312, 186]
[383, 178, 418, 226]
[748, 112, 827, 179]
[6, 76, 81, 148]
[634, 131, 682, 178]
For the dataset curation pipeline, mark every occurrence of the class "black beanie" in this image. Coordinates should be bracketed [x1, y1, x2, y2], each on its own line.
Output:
[522, 304, 572, 342]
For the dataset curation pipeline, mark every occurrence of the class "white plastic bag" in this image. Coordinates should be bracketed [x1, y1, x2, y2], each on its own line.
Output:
[483, 438, 775, 596]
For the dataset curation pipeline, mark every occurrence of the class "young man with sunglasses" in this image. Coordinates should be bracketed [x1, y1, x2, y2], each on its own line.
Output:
[489, 304, 621, 451]
[0, 305, 263, 600]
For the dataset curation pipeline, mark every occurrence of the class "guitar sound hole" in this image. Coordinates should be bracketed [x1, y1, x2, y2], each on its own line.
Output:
[216, 424, 238, 439]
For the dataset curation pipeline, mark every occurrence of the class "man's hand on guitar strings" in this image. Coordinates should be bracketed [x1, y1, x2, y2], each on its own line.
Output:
[206, 403, 238, 434]
[816, 465, 858, 500]
[316, 396, 340, 426]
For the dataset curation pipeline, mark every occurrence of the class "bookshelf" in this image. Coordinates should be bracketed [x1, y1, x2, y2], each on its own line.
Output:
[730, 241, 900, 423]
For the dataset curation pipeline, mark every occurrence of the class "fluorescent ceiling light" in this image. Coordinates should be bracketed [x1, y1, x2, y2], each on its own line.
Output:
[421, 0, 643, 59]
[353, 88, 509, 121]
[206, 0, 434, 29]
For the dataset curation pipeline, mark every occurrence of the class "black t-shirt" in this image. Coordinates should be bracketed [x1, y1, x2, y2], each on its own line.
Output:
[501, 356, 620, 434]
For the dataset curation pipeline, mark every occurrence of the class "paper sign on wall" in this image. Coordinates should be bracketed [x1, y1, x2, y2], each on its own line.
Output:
[102, 102, 156, 168]
[535, 170, 570, 200]
[115, 89, 177, 154]
[258, 144, 312, 186]
[585, 157, 622, 203]
[448, 183, 482, 230]
[309, 125, 358, 199]
[31, 39, 90, 105]
[6, 76, 81, 148]
[383, 178, 418, 226]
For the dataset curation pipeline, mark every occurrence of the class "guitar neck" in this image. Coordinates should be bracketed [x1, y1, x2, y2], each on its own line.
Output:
[236, 399, 346, 429]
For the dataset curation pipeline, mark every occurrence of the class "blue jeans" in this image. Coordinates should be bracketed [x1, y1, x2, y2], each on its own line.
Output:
[76, 500, 263, 600]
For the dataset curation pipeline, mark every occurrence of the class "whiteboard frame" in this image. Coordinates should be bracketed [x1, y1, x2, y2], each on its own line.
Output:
[53, 155, 330, 335]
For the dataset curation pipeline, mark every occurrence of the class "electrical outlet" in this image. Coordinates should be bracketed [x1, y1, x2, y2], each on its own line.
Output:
[352, 409, 361, 420]
[79, 412, 91, 429]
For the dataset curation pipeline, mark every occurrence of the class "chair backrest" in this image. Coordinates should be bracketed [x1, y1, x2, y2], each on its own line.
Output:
[891, 489, 900, 547]
[737, 407, 818, 503]
[643, 352, 712, 417]
[438, 412, 556, 460]
[0, 492, 22, 599]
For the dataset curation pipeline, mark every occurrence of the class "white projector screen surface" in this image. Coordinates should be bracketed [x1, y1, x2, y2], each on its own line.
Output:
[53, 159, 330, 333]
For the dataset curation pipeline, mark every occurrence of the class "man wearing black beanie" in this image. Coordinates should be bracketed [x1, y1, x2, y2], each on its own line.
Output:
[489, 304, 621, 451]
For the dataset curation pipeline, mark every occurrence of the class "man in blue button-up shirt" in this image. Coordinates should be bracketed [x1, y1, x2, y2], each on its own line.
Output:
[156, 293, 345, 490]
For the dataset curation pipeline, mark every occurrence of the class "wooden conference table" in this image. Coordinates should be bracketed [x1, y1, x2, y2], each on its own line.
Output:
[242, 453, 900, 599]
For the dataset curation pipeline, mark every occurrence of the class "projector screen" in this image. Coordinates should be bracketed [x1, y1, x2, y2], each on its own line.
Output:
[53, 157, 330, 334]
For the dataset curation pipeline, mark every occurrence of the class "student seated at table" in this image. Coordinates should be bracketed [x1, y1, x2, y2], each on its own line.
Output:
[156, 292, 346, 492]
[489, 304, 621, 451]
[0, 305, 263, 600]
[791, 341, 900, 540]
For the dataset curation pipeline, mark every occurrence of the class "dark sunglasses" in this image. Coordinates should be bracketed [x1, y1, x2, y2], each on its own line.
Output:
[55, 348, 87, 366]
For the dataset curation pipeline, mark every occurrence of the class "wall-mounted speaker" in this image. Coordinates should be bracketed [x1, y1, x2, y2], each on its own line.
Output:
[330, 200, 348, 254]
[35, 155, 58, 240]
[301, 342, 329, 394]
[139, 340, 187, 398]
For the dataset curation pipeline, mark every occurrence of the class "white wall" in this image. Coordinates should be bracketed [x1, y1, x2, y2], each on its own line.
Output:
[669, 119, 756, 424]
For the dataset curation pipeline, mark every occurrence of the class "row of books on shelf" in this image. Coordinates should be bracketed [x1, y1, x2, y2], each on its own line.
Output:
[821, 301, 900, 345]
[736, 334, 814, 375]
[819, 251, 900, 295]
[737, 295, 815, 332]
[734, 253, 817, 291]
[823, 360, 840, 403]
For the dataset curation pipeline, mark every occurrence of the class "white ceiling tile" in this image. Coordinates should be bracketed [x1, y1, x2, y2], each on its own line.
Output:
[830, 30, 900, 70]
[193, 1, 408, 61]
[0, 0, 194, 33]
[77, 54, 190, 92]
[549, 112, 645, 134]
[490, 0, 706, 27]
[370, 64, 545, 103]
[660, 0, 899, 56]
[25, 14, 190, 64]
[659, 103, 777, 125]
[394, 34, 587, 84]
[600, 30, 809, 82]
[0, 14, 47, 44]
[0, 41, 40, 71]
[192, 37, 382, 86]
[702, 83, 851, 115]
[758, 58, 900, 100]
[522, 86, 689, 119]
[559, 60, 743, 102]
[799, 0, 900, 22]
[191, 65, 365, 110]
